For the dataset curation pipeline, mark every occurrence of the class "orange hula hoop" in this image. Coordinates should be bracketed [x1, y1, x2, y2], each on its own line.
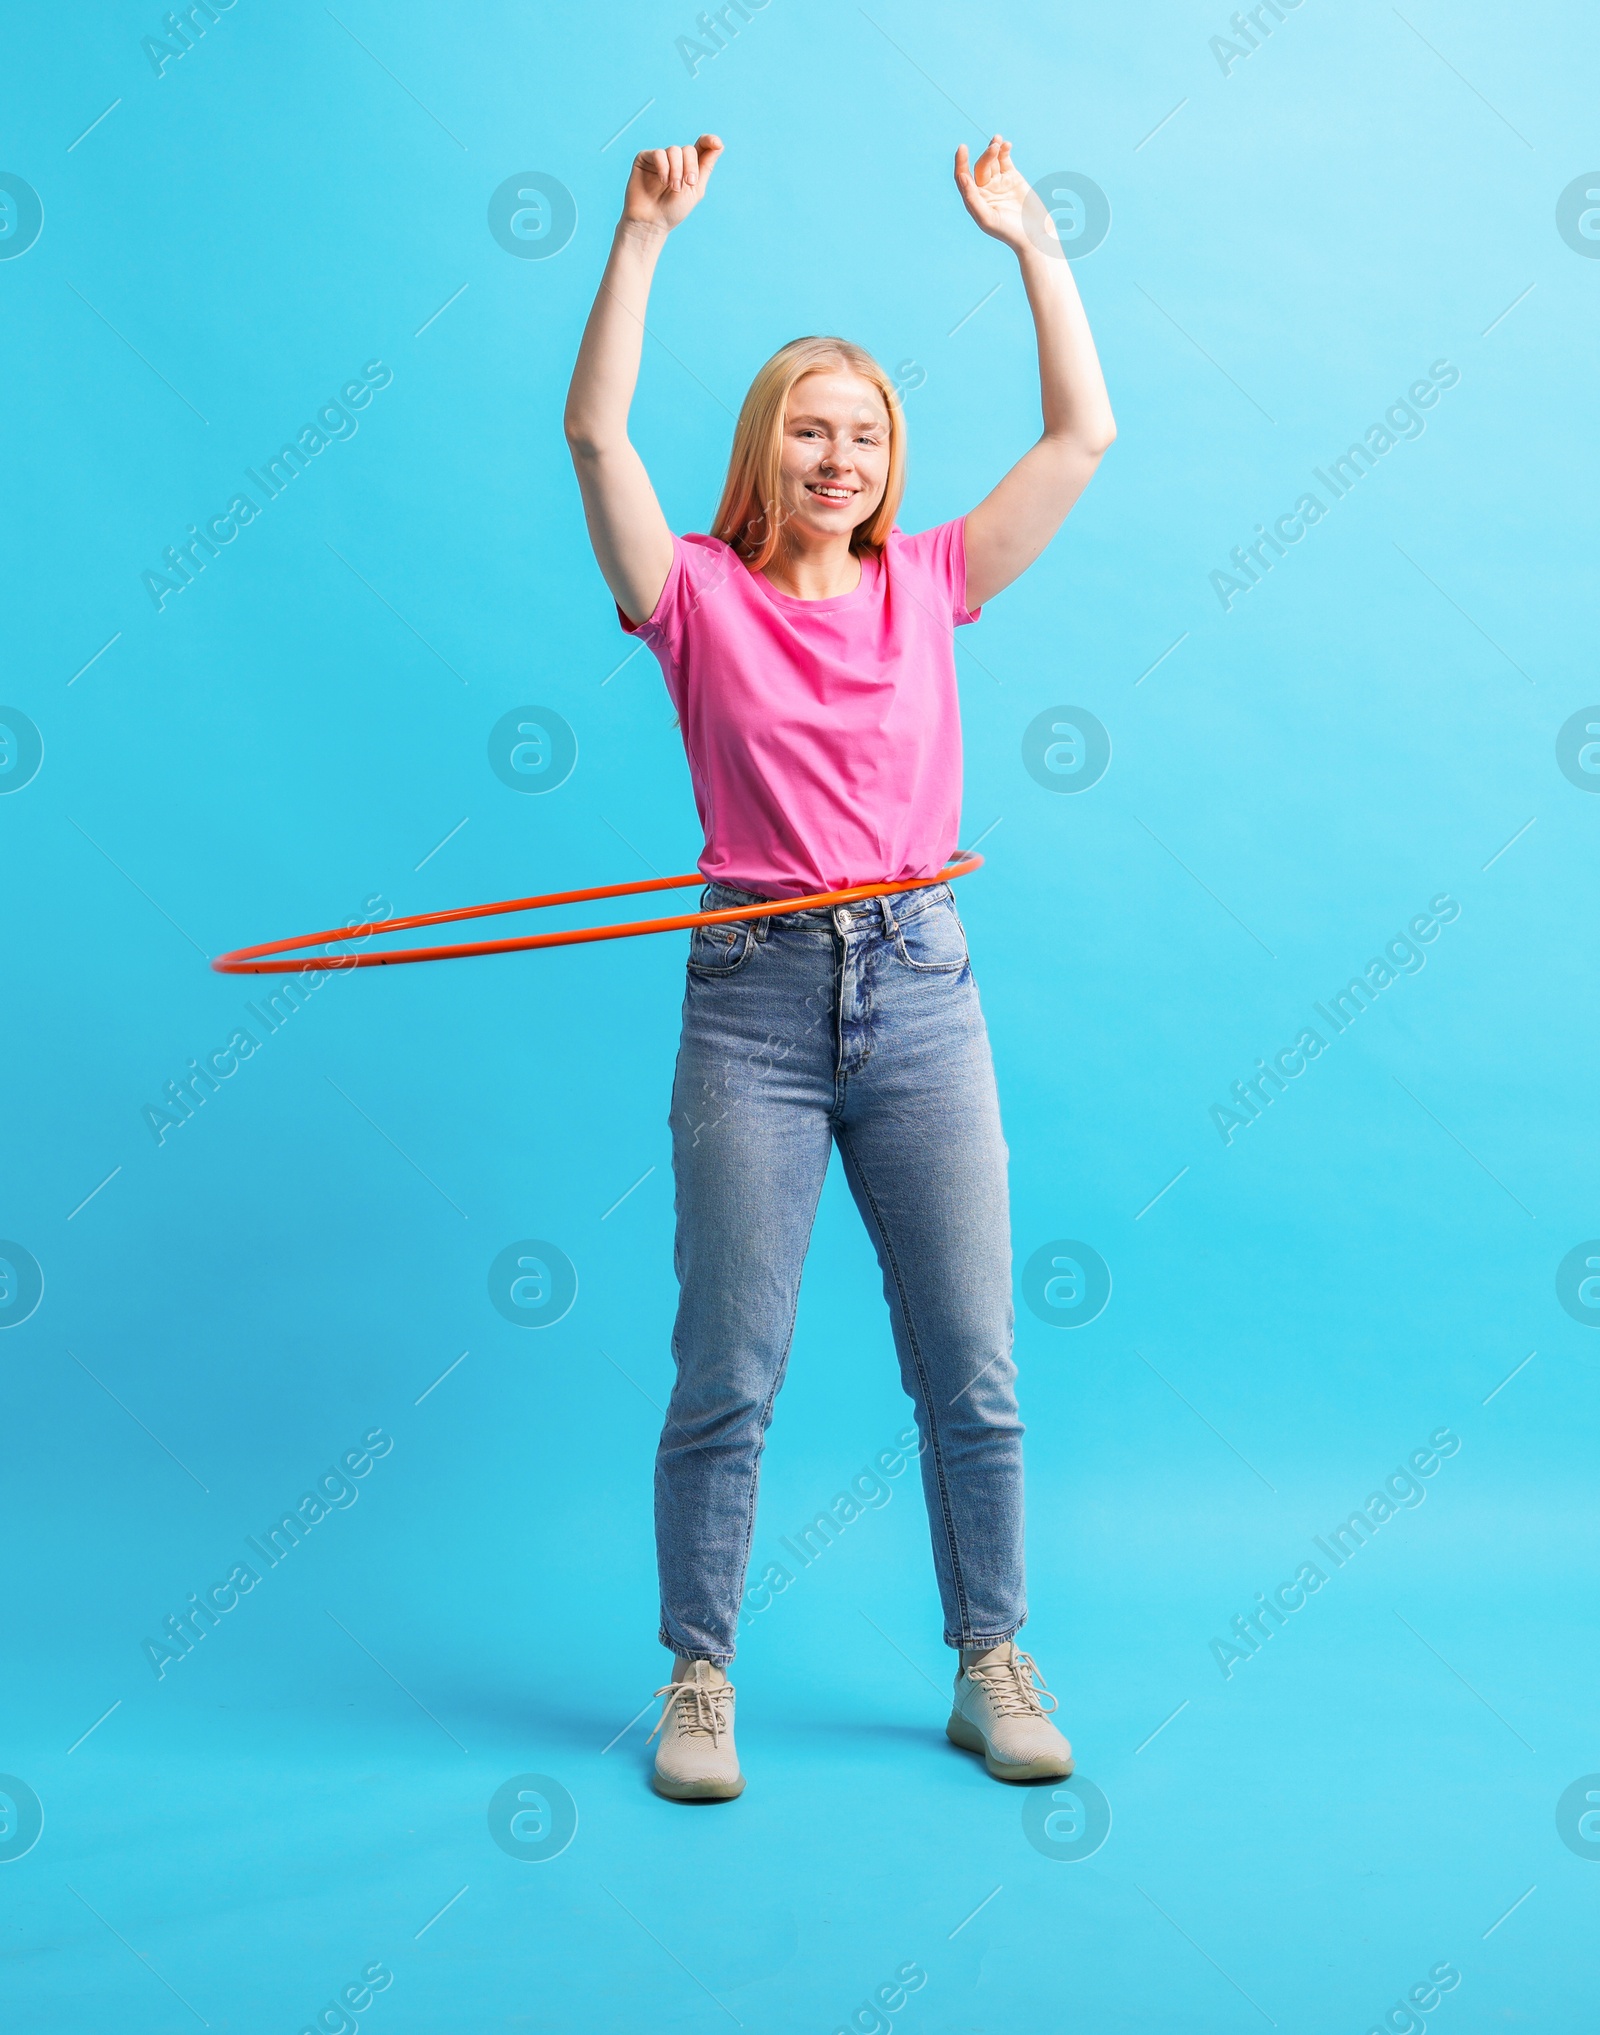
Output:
[209, 851, 984, 975]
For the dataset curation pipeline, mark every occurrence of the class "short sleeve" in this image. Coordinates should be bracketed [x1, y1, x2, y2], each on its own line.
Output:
[891, 516, 982, 626]
[615, 532, 742, 664]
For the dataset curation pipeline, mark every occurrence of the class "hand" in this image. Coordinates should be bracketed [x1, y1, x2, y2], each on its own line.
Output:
[954, 136, 1055, 257]
[623, 135, 724, 233]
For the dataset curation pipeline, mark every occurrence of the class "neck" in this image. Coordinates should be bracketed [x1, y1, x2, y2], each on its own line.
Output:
[761, 531, 863, 601]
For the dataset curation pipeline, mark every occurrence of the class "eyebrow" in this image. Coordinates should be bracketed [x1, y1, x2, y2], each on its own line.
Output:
[788, 412, 887, 429]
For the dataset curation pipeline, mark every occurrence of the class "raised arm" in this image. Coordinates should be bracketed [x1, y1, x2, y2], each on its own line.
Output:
[953, 138, 1117, 611]
[563, 136, 723, 627]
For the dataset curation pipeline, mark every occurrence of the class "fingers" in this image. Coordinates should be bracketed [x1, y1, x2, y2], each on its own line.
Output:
[637, 139, 721, 195]
[969, 133, 1013, 187]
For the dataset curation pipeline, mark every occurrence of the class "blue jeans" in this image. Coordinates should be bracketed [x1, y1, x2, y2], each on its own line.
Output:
[657, 878, 1026, 1663]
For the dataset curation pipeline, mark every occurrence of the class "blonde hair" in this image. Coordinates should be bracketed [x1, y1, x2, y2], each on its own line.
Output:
[711, 337, 906, 571]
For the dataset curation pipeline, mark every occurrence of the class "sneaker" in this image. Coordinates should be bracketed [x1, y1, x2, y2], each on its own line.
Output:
[946, 1641, 1074, 1782]
[648, 1660, 745, 1801]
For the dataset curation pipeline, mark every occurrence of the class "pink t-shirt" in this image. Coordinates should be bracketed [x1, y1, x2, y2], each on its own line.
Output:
[619, 519, 980, 899]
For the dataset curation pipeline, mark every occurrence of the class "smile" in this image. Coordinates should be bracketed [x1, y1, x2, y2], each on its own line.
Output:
[806, 483, 855, 502]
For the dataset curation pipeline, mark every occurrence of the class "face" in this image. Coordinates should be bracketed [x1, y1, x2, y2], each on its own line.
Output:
[774, 370, 892, 545]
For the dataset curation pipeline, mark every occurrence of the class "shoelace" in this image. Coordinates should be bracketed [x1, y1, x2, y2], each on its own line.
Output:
[967, 1649, 1059, 1720]
[648, 1677, 732, 1746]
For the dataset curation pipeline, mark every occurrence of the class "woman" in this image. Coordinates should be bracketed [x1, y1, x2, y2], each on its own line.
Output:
[564, 132, 1115, 1800]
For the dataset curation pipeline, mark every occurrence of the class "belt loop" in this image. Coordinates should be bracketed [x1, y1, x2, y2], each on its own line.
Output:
[877, 890, 896, 937]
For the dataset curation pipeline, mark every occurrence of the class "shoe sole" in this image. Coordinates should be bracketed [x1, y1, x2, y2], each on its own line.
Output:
[946, 1710, 1074, 1782]
[651, 1769, 746, 1802]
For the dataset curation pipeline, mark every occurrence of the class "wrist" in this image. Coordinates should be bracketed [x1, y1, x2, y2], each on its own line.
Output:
[1014, 229, 1062, 271]
[616, 214, 670, 251]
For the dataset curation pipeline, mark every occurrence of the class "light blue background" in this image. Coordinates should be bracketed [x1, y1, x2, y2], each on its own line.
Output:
[3, 0, 1597, 2027]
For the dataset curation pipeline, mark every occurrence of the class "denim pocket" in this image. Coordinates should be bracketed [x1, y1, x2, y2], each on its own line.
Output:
[687, 919, 756, 976]
[893, 898, 970, 973]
